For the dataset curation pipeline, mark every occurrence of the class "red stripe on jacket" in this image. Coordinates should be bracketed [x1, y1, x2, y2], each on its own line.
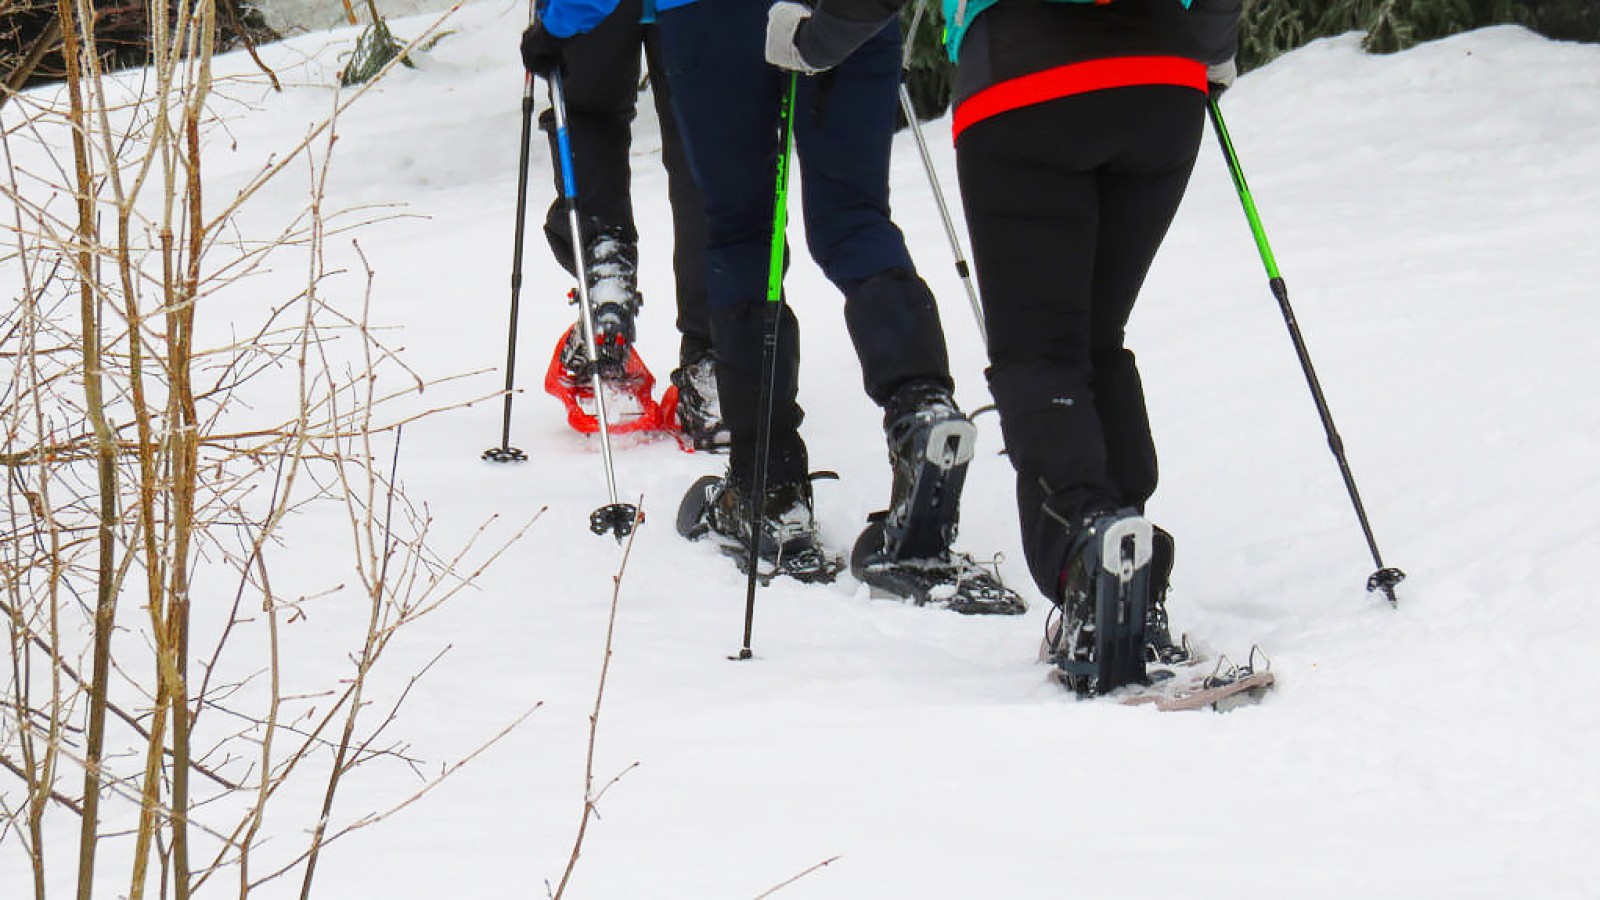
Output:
[952, 56, 1207, 142]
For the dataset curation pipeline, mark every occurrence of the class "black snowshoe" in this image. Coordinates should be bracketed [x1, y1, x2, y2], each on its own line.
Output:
[676, 473, 842, 584]
[851, 516, 1026, 615]
[1044, 508, 1155, 696]
[849, 381, 1025, 615]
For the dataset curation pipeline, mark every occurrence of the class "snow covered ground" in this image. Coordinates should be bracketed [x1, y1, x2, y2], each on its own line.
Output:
[5, 3, 1599, 896]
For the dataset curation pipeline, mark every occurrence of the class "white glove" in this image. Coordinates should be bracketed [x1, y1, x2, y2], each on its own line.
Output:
[1207, 58, 1237, 93]
[765, 2, 824, 74]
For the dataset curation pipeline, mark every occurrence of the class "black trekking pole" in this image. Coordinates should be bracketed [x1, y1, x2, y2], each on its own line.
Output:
[482, 28, 539, 464]
[551, 67, 640, 539]
[1207, 98, 1405, 604]
[733, 72, 800, 661]
[897, 0, 986, 343]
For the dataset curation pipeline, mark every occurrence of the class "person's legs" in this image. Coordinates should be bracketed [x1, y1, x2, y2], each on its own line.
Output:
[1087, 88, 1205, 507]
[540, 0, 646, 271]
[643, 26, 726, 447]
[657, 0, 804, 486]
[958, 99, 1109, 595]
[793, 22, 952, 406]
[956, 87, 1202, 597]
[642, 28, 712, 366]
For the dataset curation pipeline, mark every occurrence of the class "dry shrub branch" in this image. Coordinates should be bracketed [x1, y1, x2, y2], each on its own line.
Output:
[1, 2, 528, 896]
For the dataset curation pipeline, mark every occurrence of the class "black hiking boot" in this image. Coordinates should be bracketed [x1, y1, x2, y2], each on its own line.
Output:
[676, 473, 841, 584]
[877, 380, 977, 560]
[1045, 508, 1155, 696]
[562, 228, 642, 380]
[850, 381, 1022, 614]
[670, 353, 730, 451]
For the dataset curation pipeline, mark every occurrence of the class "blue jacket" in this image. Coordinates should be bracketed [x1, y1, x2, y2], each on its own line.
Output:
[539, 0, 659, 38]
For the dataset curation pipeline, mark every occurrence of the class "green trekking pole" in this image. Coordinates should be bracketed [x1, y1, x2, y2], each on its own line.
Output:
[1207, 98, 1405, 605]
[733, 72, 800, 661]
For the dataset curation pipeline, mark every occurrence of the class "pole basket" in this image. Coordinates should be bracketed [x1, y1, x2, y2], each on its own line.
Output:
[482, 445, 528, 463]
[591, 502, 642, 538]
[1367, 567, 1406, 605]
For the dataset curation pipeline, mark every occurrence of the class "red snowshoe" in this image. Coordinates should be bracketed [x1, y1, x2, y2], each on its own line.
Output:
[543, 323, 665, 435]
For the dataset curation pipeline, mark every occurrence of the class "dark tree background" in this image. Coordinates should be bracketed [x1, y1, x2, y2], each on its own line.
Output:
[6, 0, 1595, 110]
[2, 0, 275, 94]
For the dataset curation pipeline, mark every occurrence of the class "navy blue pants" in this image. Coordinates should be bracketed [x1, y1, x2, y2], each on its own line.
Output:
[657, 0, 952, 485]
[956, 87, 1204, 597]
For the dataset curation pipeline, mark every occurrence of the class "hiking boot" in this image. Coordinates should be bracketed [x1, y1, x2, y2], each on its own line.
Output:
[878, 380, 976, 561]
[1045, 507, 1154, 696]
[585, 228, 640, 308]
[677, 473, 840, 583]
[557, 319, 635, 383]
[574, 228, 641, 373]
[670, 353, 730, 451]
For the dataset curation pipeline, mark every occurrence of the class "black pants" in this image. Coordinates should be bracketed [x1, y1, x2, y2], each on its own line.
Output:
[541, 0, 711, 364]
[956, 86, 1204, 596]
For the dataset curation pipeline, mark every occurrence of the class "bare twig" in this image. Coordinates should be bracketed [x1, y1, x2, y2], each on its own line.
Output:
[550, 501, 646, 900]
[752, 856, 844, 899]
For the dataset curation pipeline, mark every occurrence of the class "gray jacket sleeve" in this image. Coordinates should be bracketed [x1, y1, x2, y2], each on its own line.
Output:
[794, 0, 908, 71]
[1189, 0, 1242, 66]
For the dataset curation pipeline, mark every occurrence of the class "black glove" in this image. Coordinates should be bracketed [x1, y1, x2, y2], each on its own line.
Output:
[521, 21, 565, 77]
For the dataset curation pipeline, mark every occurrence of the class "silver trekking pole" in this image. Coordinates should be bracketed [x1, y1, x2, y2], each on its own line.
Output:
[898, 0, 985, 343]
[550, 68, 640, 539]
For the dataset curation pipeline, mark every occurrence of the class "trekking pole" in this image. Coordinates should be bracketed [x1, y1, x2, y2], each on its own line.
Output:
[482, 10, 540, 464]
[733, 72, 800, 661]
[1207, 98, 1404, 604]
[551, 68, 639, 539]
[897, 0, 985, 342]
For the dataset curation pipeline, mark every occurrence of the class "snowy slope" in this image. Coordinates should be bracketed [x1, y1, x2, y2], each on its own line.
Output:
[5, 4, 1599, 897]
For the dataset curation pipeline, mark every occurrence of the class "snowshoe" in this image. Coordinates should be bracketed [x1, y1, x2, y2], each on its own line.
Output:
[850, 516, 1025, 615]
[1122, 647, 1277, 712]
[676, 473, 842, 584]
[1044, 508, 1154, 696]
[544, 321, 665, 435]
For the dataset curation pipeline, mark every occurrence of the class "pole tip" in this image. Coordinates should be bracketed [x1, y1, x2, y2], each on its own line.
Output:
[1367, 567, 1406, 605]
[482, 446, 528, 463]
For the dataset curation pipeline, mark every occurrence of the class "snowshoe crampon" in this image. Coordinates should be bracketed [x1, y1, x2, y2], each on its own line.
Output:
[850, 516, 1025, 615]
[544, 324, 665, 435]
[1120, 647, 1277, 713]
[676, 473, 843, 584]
